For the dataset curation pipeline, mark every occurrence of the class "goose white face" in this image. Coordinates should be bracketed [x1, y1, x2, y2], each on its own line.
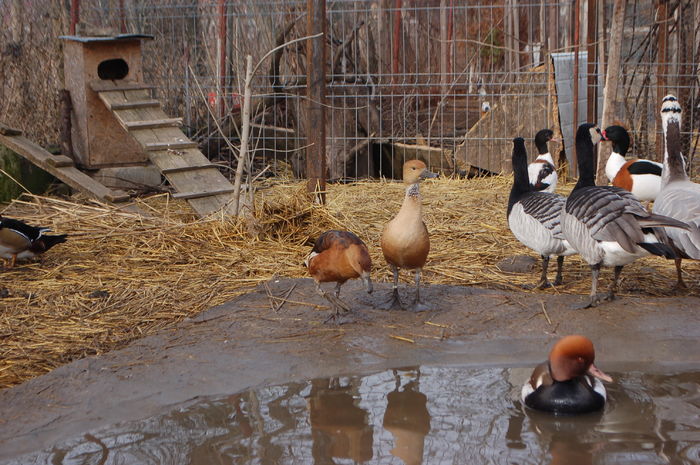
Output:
[589, 126, 602, 144]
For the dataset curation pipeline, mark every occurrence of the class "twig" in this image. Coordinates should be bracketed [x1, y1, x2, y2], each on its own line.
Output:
[540, 301, 552, 326]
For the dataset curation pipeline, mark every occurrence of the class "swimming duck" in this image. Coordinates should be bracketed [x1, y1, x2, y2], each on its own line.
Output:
[528, 129, 559, 193]
[381, 160, 437, 310]
[522, 335, 612, 415]
[508, 137, 576, 288]
[305, 230, 372, 321]
[603, 125, 663, 203]
[0, 215, 68, 268]
[652, 95, 700, 289]
[560, 123, 688, 308]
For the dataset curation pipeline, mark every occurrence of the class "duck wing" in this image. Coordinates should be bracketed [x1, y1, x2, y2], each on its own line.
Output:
[312, 230, 365, 253]
[653, 184, 700, 259]
[518, 192, 566, 239]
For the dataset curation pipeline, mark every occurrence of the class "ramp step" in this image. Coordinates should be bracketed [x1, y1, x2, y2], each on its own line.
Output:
[171, 188, 236, 200]
[108, 99, 161, 111]
[161, 164, 220, 175]
[124, 118, 182, 130]
[145, 141, 198, 151]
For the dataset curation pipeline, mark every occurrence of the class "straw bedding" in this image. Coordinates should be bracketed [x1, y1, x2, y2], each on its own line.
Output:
[0, 176, 696, 388]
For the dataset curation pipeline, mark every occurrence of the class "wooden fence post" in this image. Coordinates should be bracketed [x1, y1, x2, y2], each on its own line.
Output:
[306, 0, 327, 203]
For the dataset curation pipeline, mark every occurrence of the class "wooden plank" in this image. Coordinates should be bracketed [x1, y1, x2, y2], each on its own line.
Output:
[123, 118, 182, 130]
[0, 133, 129, 202]
[107, 99, 161, 111]
[46, 155, 74, 167]
[172, 188, 236, 200]
[90, 80, 156, 92]
[161, 164, 220, 175]
[144, 141, 198, 151]
[0, 123, 22, 136]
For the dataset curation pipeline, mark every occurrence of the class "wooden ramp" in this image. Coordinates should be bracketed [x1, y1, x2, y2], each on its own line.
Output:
[92, 80, 238, 217]
[0, 123, 129, 203]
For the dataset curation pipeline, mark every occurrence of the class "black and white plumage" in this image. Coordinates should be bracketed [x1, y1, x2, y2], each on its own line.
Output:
[527, 129, 559, 193]
[652, 95, 700, 288]
[602, 125, 663, 202]
[560, 123, 689, 308]
[0, 215, 68, 267]
[508, 137, 576, 288]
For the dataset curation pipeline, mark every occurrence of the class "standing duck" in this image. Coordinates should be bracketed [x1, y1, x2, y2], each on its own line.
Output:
[528, 129, 559, 193]
[522, 335, 612, 414]
[508, 137, 576, 288]
[0, 215, 68, 268]
[560, 123, 688, 308]
[305, 230, 372, 321]
[381, 160, 437, 310]
[652, 95, 700, 289]
[603, 124, 663, 203]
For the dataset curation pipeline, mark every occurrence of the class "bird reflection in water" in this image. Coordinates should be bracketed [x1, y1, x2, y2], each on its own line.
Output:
[382, 368, 431, 465]
[308, 377, 373, 463]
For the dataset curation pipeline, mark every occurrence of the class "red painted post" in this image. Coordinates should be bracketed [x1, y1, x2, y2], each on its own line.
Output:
[392, 0, 402, 82]
[306, 0, 327, 203]
[218, 0, 227, 118]
[70, 0, 80, 35]
[119, 0, 127, 33]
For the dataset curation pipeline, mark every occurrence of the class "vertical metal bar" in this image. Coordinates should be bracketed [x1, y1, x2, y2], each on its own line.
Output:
[587, 0, 598, 122]
[218, 0, 227, 119]
[548, 0, 558, 53]
[306, 0, 327, 202]
[573, 0, 581, 149]
[70, 0, 80, 35]
[656, 0, 668, 161]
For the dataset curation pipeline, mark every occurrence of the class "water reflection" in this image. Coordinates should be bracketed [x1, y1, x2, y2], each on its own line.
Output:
[4, 369, 699, 465]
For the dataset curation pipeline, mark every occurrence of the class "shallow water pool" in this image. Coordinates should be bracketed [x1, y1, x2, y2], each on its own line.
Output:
[8, 367, 700, 464]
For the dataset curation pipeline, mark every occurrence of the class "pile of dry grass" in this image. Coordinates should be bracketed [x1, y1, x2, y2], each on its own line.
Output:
[1, 176, 696, 388]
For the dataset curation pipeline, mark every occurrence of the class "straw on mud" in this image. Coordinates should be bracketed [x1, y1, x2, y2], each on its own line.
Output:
[0, 176, 696, 388]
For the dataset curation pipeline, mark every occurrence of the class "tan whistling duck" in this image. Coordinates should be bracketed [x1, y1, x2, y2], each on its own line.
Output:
[0, 215, 68, 268]
[305, 230, 372, 322]
[522, 335, 612, 414]
[381, 160, 437, 310]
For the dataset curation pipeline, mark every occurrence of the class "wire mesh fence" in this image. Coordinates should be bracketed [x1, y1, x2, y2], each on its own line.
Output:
[3, 0, 699, 182]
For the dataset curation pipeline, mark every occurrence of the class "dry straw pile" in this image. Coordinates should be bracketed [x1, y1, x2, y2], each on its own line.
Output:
[0, 176, 694, 388]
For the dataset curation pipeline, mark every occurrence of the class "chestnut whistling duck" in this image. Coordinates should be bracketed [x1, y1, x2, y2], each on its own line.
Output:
[305, 230, 372, 321]
[652, 94, 700, 289]
[560, 123, 688, 308]
[508, 137, 576, 289]
[603, 125, 663, 203]
[522, 335, 612, 415]
[0, 215, 68, 268]
[381, 160, 437, 310]
[528, 128, 560, 193]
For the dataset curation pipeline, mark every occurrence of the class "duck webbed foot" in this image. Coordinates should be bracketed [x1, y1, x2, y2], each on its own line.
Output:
[381, 287, 403, 310]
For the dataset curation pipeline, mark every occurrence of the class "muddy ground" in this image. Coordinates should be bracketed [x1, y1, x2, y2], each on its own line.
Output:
[1, 278, 699, 460]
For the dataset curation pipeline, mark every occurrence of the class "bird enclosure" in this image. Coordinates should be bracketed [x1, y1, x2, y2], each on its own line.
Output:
[2, 0, 699, 187]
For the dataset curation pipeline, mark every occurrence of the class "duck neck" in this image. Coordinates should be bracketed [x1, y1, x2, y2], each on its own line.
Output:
[663, 120, 687, 184]
[397, 183, 423, 218]
[574, 137, 596, 191]
[605, 151, 627, 181]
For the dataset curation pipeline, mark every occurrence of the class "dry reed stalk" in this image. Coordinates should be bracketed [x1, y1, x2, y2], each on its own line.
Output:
[0, 176, 697, 388]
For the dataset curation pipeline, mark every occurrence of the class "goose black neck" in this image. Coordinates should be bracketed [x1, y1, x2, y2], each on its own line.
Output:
[612, 138, 629, 157]
[665, 120, 687, 182]
[534, 130, 551, 154]
[508, 137, 532, 215]
[574, 127, 596, 191]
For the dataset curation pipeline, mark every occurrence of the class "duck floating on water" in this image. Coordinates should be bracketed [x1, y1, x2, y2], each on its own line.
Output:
[508, 137, 576, 288]
[522, 335, 612, 415]
[528, 128, 559, 193]
[652, 95, 700, 289]
[305, 230, 372, 322]
[560, 123, 688, 308]
[381, 160, 437, 311]
[603, 124, 663, 203]
[0, 215, 68, 268]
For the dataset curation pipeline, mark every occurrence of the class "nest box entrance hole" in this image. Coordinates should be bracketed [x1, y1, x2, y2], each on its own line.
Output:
[98, 58, 129, 80]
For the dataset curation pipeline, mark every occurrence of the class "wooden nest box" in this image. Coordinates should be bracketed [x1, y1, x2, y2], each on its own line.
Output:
[60, 34, 154, 169]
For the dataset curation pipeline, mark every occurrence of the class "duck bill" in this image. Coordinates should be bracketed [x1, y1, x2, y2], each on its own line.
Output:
[420, 168, 439, 179]
[587, 363, 613, 383]
[362, 272, 373, 294]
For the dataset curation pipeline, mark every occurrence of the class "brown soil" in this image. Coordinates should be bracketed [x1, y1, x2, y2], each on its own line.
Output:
[1, 278, 698, 461]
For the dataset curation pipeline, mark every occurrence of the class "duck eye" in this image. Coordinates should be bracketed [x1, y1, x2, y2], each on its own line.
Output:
[412, 167, 416, 170]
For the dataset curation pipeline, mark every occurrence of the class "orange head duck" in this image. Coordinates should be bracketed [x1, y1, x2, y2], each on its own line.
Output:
[522, 335, 612, 414]
[380, 160, 438, 311]
[0, 215, 68, 268]
[305, 230, 372, 322]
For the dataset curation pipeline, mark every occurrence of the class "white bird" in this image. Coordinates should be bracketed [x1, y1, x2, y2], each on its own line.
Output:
[652, 94, 700, 289]
[528, 128, 559, 193]
[602, 125, 663, 202]
[560, 123, 689, 308]
[508, 137, 576, 288]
